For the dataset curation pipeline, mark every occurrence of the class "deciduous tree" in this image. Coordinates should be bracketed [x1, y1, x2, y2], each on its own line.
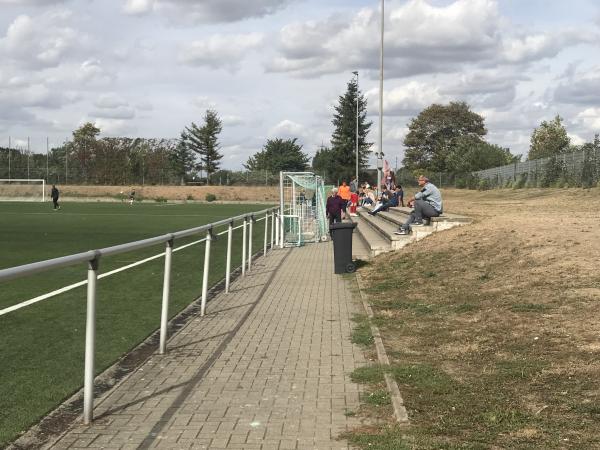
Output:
[527, 115, 570, 160]
[403, 102, 487, 172]
[244, 138, 309, 172]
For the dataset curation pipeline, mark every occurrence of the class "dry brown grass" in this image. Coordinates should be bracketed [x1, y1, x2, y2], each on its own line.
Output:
[348, 187, 600, 449]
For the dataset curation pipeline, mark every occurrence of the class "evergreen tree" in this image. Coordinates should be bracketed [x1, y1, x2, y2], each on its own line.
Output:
[527, 115, 570, 160]
[183, 109, 223, 184]
[170, 132, 198, 184]
[330, 77, 372, 181]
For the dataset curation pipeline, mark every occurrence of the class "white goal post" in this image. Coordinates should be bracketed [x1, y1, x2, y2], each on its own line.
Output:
[0, 179, 46, 202]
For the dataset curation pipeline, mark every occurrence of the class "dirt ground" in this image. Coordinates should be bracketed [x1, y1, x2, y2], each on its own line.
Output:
[356, 187, 600, 448]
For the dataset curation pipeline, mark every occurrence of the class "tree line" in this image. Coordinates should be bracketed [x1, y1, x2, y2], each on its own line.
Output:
[2, 74, 594, 187]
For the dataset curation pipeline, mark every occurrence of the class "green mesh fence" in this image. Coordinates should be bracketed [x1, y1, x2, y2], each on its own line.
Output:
[281, 172, 328, 246]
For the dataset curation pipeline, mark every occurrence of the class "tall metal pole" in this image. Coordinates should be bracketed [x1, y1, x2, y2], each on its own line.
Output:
[159, 238, 173, 354]
[27, 137, 30, 180]
[377, 0, 385, 194]
[353, 71, 359, 187]
[46, 137, 49, 182]
[8, 136, 11, 181]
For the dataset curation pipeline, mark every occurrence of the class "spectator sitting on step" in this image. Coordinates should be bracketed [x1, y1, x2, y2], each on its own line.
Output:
[326, 187, 345, 227]
[368, 185, 402, 215]
[394, 175, 443, 235]
[361, 186, 375, 206]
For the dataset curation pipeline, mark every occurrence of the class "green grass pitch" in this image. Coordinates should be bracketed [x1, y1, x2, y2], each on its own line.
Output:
[0, 201, 273, 447]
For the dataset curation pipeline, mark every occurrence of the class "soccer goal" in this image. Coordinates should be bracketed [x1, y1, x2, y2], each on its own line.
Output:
[279, 172, 328, 247]
[0, 179, 46, 202]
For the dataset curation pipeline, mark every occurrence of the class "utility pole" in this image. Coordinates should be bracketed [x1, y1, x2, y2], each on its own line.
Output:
[8, 136, 11, 180]
[46, 137, 49, 182]
[27, 137, 30, 180]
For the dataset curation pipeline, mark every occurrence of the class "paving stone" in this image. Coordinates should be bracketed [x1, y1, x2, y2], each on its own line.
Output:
[51, 244, 365, 449]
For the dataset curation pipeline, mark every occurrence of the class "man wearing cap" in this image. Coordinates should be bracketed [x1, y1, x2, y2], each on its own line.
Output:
[394, 175, 443, 235]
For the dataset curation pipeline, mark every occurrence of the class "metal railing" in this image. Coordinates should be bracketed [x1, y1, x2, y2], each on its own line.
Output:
[0, 206, 280, 424]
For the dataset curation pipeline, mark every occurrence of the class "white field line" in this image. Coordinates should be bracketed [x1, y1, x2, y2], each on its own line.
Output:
[0, 217, 264, 317]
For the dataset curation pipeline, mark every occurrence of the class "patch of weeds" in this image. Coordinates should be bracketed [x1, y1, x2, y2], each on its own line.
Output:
[366, 279, 405, 294]
[495, 359, 547, 380]
[350, 365, 386, 384]
[372, 299, 436, 315]
[478, 272, 492, 281]
[425, 271, 437, 278]
[362, 390, 391, 407]
[510, 303, 551, 313]
[344, 409, 356, 417]
[453, 303, 479, 314]
[154, 196, 167, 203]
[570, 403, 600, 416]
[351, 314, 374, 347]
[205, 193, 217, 202]
[371, 315, 396, 328]
[391, 364, 456, 394]
[342, 426, 411, 450]
[477, 408, 532, 432]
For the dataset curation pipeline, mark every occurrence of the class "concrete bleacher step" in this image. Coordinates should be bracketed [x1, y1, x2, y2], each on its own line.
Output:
[356, 210, 415, 250]
[349, 215, 392, 258]
[386, 207, 471, 223]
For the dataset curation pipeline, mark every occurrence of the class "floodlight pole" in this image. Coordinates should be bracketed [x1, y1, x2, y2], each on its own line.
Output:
[353, 71, 359, 187]
[377, 0, 385, 194]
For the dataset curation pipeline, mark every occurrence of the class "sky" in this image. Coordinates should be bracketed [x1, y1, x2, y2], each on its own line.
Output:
[1, 0, 599, 170]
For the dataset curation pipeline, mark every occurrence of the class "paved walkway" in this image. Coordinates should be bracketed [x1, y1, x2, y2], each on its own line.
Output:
[51, 243, 366, 449]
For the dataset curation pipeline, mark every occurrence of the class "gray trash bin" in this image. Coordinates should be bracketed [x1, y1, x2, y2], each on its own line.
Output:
[329, 222, 357, 274]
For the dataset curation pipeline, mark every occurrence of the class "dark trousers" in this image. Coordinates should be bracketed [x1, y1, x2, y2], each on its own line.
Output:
[328, 212, 341, 227]
[402, 200, 440, 229]
[52, 198, 59, 209]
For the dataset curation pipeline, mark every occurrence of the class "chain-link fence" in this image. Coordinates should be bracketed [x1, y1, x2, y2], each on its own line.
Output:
[473, 147, 600, 189]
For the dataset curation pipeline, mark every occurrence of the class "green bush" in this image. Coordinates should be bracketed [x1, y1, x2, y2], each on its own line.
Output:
[154, 196, 167, 203]
[205, 193, 217, 202]
[186, 194, 194, 201]
[513, 173, 527, 189]
[478, 178, 490, 191]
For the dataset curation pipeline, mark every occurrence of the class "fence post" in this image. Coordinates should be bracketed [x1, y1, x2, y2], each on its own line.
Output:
[225, 221, 233, 293]
[200, 229, 212, 316]
[242, 217, 247, 276]
[83, 253, 100, 425]
[248, 215, 254, 271]
[270, 211, 275, 251]
[263, 212, 268, 256]
[159, 237, 174, 355]
[274, 211, 279, 249]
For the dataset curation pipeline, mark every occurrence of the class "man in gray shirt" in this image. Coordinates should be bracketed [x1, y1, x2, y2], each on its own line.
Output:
[394, 175, 443, 235]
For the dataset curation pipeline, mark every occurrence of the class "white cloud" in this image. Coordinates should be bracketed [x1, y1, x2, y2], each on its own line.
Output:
[94, 93, 129, 109]
[123, 0, 154, 15]
[178, 33, 264, 71]
[554, 68, 600, 105]
[125, 0, 293, 24]
[0, 10, 87, 69]
[370, 81, 444, 116]
[574, 108, 600, 130]
[77, 59, 116, 85]
[267, 119, 306, 140]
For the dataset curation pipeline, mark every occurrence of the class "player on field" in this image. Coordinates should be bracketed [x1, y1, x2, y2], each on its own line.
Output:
[51, 185, 60, 210]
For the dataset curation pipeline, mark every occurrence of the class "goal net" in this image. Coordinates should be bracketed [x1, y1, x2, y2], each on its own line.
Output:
[279, 172, 328, 247]
[0, 179, 46, 202]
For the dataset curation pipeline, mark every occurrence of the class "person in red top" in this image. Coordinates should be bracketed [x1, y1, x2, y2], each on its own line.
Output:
[338, 181, 351, 219]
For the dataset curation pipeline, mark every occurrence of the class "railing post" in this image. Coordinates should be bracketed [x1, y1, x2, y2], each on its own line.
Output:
[241, 217, 247, 277]
[263, 212, 268, 256]
[200, 229, 212, 316]
[159, 237, 174, 355]
[275, 211, 280, 249]
[225, 221, 233, 293]
[248, 215, 254, 271]
[83, 253, 100, 425]
[270, 211, 275, 251]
